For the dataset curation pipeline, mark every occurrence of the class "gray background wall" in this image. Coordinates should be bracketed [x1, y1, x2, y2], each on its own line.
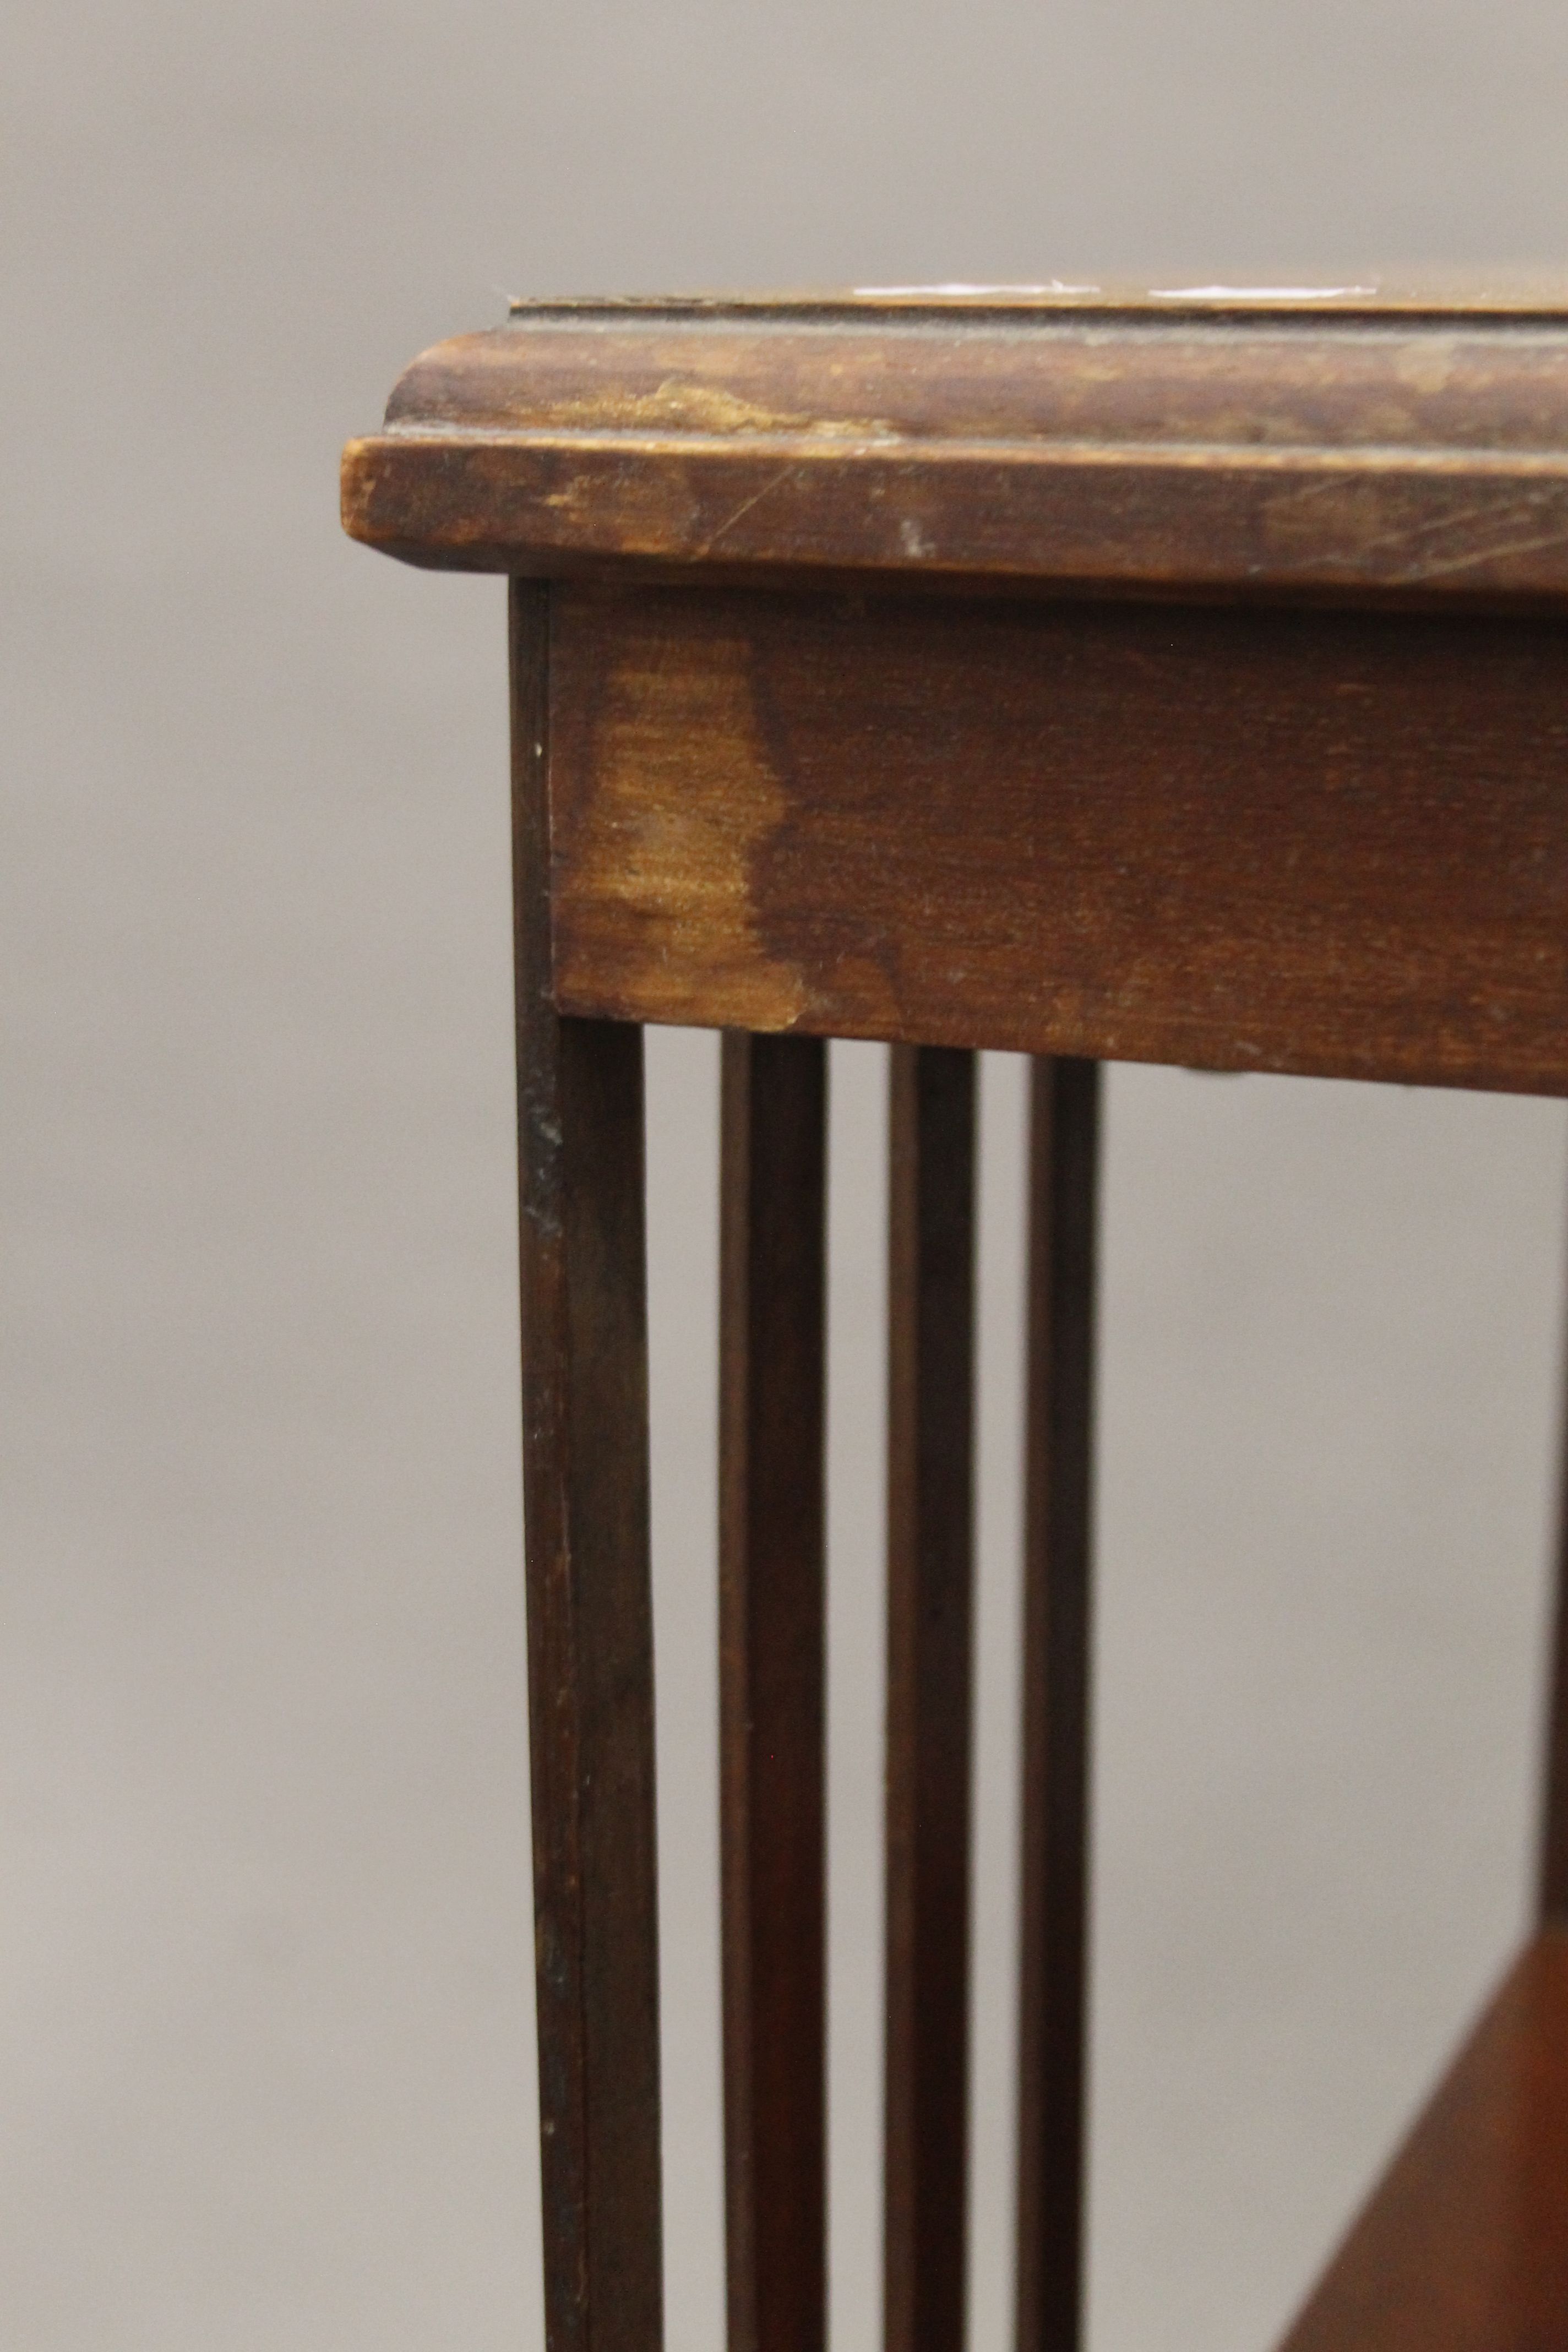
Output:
[7, 5, 1568, 2346]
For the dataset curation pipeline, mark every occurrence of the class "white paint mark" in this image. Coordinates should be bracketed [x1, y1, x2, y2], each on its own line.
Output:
[899, 518, 935, 558]
[1149, 285, 1378, 301]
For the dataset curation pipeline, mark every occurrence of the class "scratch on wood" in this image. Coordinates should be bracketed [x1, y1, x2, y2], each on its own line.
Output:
[1411, 524, 1568, 580]
[699, 464, 805, 554]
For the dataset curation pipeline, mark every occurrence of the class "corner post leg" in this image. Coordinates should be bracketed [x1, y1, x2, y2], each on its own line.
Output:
[512, 580, 664, 2352]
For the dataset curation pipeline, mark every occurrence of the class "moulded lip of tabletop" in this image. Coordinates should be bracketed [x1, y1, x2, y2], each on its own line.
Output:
[381, 302, 1568, 454]
[503, 277, 1568, 319]
[342, 281, 1568, 597]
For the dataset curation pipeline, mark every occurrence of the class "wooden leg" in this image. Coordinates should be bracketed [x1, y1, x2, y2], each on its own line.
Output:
[884, 1044, 979, 2352]
[720, 1030, 827, 2352]
[1014, 1058, 1100, 2352]
[1276, 1936, 1568, 2350]
[512, 581, 664, 2352]
[1539, 1298, 1568, 1925]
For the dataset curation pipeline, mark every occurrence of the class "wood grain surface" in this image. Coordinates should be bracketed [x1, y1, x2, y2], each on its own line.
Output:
[1014, 1061, 1099, 2352]
[546, 584, 1568, 1097]
[511, 585, 665, 2352]
[884, 1047, 977, 2352]
[718, 1032, 827, 2352]
[1278, 1932, 1568, 2352]
[342, 296, 1568, 598]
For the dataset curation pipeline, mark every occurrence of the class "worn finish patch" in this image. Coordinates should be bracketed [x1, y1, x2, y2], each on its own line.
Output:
[548, 598, 810, 1034]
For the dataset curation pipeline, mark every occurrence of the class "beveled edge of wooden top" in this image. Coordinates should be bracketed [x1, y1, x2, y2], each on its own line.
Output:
[508, 278, 1568, 317]
[342, 288, 1568, 599]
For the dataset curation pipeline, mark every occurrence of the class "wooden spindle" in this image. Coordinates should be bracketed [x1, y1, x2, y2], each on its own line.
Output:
[1539, 1266, 1568, 1924]
[720, 1030, 828, 2352]
[884, 1044, 979, 2352]
[1014, 1058, 1100, 2352]
[512, 581, 665, 2352]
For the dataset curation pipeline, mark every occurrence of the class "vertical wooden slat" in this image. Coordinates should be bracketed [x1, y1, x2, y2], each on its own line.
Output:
[1014, 1057, 1101, 2352]
[720, 1030, 827, 2352]
[512, 579, 664, 2352]
[884, 1044, 979, 2352]
[1539, 1284, 1568, 1922]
